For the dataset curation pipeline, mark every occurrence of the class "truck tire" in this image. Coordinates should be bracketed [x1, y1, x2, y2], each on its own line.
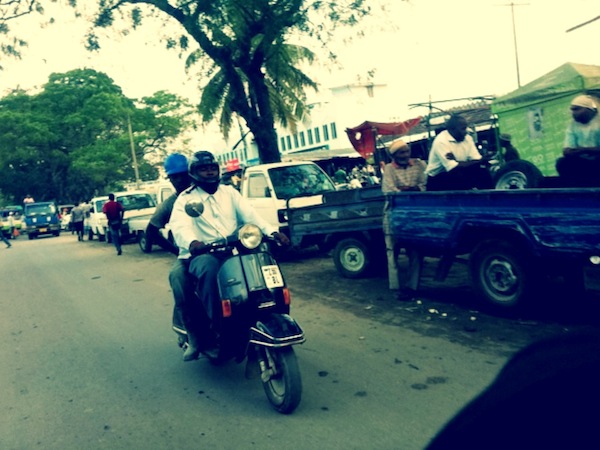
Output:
[88, 229, 94, 240]
[494, 160, 543, 190]
[138, 231, 152, 253]
[333, 238, 372, 278]
[469, 240, 535, 314]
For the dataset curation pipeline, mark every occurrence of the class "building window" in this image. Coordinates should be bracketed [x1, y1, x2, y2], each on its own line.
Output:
[330, 122, 337, 139]
[280, 137, 286, 151]
[308, 129, 314, 145]
[293, 133, 299, 148]
[315, 127, 321, 143]
[323, 124, 330, 141]
[286, 135, 292, 149]
[300, 131, 306, 147]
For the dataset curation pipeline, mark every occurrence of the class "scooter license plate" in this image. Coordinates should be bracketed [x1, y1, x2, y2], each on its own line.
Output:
[262, 265, 284, 288]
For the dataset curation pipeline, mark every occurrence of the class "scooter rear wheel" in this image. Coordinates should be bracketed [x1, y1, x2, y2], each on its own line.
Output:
[259, 346, 302, 414]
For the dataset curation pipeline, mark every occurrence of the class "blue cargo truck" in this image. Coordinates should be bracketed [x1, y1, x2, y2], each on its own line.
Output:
[288, 187, 600, 314]
[23, 202, 61, 239]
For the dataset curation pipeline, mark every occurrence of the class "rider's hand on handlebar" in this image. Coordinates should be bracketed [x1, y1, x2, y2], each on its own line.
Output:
[272, 232, 290, 246]
[189, 240, 207, 255]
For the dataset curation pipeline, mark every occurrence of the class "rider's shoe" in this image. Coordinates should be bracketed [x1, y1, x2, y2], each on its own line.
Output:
[183, 332, 201, 361]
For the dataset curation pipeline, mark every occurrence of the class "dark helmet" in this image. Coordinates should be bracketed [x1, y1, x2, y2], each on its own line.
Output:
[189, 150, 220, 184]
[164, 153, 188, 176]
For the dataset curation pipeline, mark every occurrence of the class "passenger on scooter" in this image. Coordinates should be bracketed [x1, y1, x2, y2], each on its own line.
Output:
[147, 153, 195, 341]
[169, 151, 290, 361]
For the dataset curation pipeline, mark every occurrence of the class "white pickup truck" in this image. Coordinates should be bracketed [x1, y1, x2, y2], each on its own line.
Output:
[125, 183, 174, 251]
[133, 161, 337, 252]
[107, 190, 157, 243]
[240, 161, 337, 232]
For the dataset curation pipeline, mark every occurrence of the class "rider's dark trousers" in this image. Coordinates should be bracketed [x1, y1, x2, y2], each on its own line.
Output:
[188, 253, 227, 326]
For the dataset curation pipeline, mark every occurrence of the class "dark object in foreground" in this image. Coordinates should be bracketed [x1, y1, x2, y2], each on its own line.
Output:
[427, 329, 600, 449]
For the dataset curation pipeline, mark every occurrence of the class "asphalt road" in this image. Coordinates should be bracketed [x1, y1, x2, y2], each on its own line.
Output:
[2, 234, 598, 449]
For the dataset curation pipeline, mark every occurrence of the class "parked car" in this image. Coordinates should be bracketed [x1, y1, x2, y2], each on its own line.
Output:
[85, 196, 109, 241]
[22, 202, 61, 239]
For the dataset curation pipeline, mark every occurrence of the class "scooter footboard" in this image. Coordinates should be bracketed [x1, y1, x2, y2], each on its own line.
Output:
[250, 314, 305, 348]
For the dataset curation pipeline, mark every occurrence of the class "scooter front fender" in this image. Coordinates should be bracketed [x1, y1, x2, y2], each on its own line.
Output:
[250, 314, 305, 348]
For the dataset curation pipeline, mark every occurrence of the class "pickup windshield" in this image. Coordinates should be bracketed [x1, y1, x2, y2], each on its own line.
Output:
[117, 193, 156, 211]
[268, 164, 336, 200]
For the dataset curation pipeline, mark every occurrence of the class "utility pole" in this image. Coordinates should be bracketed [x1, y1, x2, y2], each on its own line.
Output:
[497, 2, 529, 88]
[127, 114, 141, 189]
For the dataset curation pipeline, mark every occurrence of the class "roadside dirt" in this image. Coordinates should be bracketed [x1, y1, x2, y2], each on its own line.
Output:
[280, 248, 600, 356]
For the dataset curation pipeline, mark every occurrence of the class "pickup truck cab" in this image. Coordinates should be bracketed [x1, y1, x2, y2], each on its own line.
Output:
[240, 161, 337, 232]
[23, 202, 61, 239]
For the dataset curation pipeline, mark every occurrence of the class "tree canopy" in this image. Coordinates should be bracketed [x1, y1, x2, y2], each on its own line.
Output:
[0, 68, 194, 204]
[81, 0, 370, 164]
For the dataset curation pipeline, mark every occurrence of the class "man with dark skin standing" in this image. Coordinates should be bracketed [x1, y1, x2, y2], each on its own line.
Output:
[556, 94, 600, 187]
[102, 193, 124, 255]
[425, 114, 493, 191]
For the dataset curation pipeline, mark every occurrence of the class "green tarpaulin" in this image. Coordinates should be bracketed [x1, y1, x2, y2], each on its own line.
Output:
[493, 62, 600, 113]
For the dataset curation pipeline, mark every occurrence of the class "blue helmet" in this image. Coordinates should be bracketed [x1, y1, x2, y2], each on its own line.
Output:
[164, 153, 189, 176]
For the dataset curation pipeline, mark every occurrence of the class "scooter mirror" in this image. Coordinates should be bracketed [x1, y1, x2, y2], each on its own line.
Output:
[185, 201, 205, 218]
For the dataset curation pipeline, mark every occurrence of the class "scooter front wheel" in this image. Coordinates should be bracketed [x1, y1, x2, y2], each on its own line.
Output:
[258, 346, 302, 414]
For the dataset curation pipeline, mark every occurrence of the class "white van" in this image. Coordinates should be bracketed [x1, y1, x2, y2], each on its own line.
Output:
[240, 161, 336, 232]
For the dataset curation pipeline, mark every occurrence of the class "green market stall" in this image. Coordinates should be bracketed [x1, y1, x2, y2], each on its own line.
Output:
[492, 62, 600, 176]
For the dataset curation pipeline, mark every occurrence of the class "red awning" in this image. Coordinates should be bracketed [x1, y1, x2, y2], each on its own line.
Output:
[345, 117, 421, 159]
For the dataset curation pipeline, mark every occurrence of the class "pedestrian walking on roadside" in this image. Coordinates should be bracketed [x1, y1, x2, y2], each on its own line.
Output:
[102, 193, 124, 255]
[70, 202, 86, 241]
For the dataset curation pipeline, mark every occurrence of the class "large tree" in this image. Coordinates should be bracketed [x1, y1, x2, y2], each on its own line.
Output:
[0, 0, 50, 69]
[0, 68, 194, 203]
[81, 0, 370, 164]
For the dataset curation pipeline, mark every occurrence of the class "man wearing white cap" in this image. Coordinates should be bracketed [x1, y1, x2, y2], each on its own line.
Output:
[382, 139, 426, 300]
[556, 94, 600, 187]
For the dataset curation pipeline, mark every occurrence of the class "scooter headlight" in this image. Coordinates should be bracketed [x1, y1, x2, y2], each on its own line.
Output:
[238, 224, 263, 249]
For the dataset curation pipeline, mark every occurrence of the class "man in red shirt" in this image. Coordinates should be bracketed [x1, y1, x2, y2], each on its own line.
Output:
[102, 193, 125, 255]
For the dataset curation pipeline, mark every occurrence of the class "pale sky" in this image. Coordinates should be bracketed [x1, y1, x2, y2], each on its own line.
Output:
[0, 0, 598, 147]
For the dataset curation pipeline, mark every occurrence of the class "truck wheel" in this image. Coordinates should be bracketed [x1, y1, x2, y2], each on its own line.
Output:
[333, 238, 372, 278]
[494, 160, 543, 190]
[138, 231, 152, 253]
[469, 240, 534, 314]
[88, 229, 94, 241]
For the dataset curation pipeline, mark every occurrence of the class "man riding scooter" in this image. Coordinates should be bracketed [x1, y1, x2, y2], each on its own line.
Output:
[169, 151, 290, 361]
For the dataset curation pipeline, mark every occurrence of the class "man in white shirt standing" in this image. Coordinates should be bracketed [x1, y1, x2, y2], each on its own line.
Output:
[425, 114, 493, 191]
[556, 94, 600, 187]
[169, 151, 289, 360]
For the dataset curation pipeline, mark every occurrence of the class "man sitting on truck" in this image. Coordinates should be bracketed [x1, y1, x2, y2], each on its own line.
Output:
[556, 94, 600, 187]
[382, 139, 427, 300]
[425, 114, 493, 191]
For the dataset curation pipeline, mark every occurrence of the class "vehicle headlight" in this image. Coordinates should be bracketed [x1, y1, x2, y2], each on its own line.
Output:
[238, 224, 262, 249]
